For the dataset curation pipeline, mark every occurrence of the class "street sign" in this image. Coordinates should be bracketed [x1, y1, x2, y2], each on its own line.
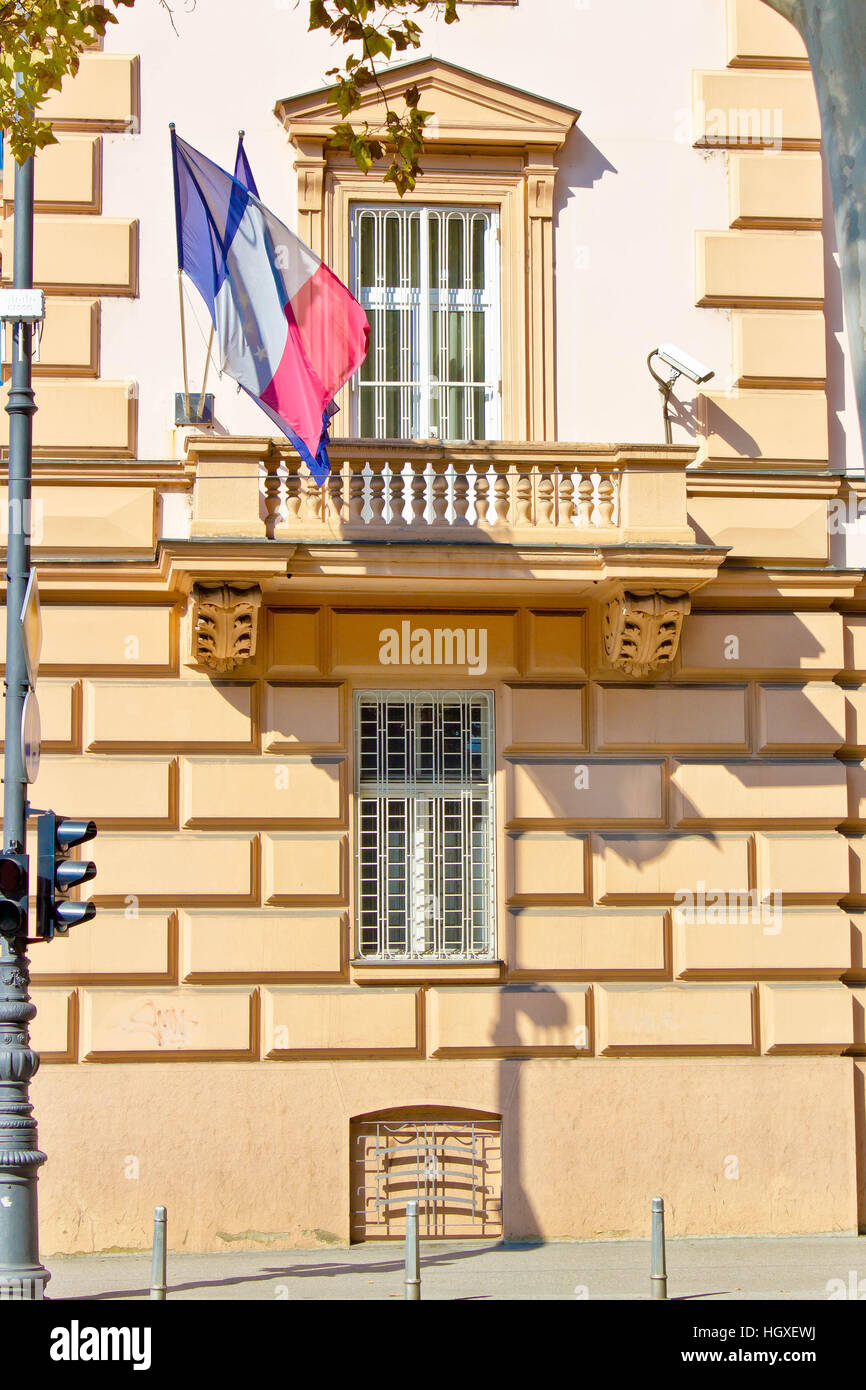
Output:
[19, 569, 41, 689]
[20, 690, 40, 784]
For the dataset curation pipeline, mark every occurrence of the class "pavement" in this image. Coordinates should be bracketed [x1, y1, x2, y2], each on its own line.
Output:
[41, 1233, 866, 1301]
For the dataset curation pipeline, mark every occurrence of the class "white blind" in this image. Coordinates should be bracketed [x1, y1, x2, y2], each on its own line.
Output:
[350, 205, 501, 442]
[355, 690, 496, 960]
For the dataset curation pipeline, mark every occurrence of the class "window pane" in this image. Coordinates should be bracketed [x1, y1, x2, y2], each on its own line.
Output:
[447, 214, 464, 289]
[448, 311, 466, 383]
[429, 213, 440, 288]
[384, 310, 401, 381]
[410, 214, 420, 289]
[355, 692, 494, 959]
[446, 386, 465, 441]
[351, 204, 500, 442]
[384, 387, 401, 438]
[472, 216, 486, 292]
[472, 386, 486, 441]
[472, 311, 485, 383]
[359, 214, 375, 288]
[384, 214, 401, 286]
[359, 387, 375, 437]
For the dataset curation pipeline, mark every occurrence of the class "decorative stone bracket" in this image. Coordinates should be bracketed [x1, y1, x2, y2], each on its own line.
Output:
[191, 583, 262, 673]
[602, 590, 691, 676]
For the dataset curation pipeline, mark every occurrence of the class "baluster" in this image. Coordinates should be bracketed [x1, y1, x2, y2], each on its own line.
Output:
[326, 466, 344, 527]
[263, 457, 281, 540]
[284, 466, 302, 525]
[474, 470, 490, 528]
[299, 464, 321, 524]
[347, 463, 365, 529]
[368, 459, 386, 526]
[452, 462, 470, 526]
[515, 469, 532, 527]
[430, 466, 449, 528]
[558, 469, 575, 528]
[409, 461, 427, 526]
[387, 462, 405, 528]
[492, 467, 510, 527]
[597, 474, 616, 527]
[537, 471, 555, 526]
[576, 474, 594, 528]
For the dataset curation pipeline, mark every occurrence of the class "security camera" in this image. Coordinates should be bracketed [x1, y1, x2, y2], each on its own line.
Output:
[655, 343, 715, 385]
[647, 343, 715, 442]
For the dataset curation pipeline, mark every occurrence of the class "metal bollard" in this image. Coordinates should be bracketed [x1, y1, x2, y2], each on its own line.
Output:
[650, 1196, 667, 1300]
[150, 1206, 167, 1301]
[404, 1200, 420, 1301]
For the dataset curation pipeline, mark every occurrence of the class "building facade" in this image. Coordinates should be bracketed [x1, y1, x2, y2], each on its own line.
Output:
[2, 0, 866, 1250]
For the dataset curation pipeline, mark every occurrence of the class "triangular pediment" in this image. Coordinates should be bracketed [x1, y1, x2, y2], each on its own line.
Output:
[275, 56, 579, 152]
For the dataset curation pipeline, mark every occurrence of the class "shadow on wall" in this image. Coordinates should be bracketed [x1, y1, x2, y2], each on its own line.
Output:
[494, 986, 569, 1242]
[555, 124, 619, 214]
[697, 396, 761, 458]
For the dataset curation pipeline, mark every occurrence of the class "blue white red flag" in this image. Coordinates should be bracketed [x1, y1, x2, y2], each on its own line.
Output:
[233, 131, 260, 199]
[231, 132, 336, 482]
[170, 128, 368, 483]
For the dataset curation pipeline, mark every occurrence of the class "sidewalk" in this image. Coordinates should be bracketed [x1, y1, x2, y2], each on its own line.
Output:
[42, 1234, 866, 1301]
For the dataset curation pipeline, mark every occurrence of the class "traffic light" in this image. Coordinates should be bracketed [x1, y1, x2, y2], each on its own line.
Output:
[35, 813, 97, 941]
[0, 852, 29, 938]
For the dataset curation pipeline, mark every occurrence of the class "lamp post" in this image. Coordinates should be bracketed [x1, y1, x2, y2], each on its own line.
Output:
[0, 147, 50, 1300]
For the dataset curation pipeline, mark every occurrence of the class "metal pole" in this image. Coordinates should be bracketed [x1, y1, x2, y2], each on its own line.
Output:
[199, 322, 215, 418]
[176, 272, 191, 420]
[150, 1206, 166, 1300]
[404, 1200, 420, 1300]
[0, 146, 49, 1300]
[650, 1196, 667, 1301]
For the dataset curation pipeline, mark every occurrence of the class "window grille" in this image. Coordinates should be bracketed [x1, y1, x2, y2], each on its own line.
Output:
[351, 1116, 503, 1241]
[350, 205, 501, 442]
[355, 690, 495, 960]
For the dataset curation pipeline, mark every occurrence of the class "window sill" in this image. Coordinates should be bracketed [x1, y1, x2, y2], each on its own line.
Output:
[350, 959, 505, 984]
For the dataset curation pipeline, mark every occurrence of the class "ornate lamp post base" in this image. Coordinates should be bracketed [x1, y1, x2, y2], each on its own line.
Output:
[0, 942, 50, 1299]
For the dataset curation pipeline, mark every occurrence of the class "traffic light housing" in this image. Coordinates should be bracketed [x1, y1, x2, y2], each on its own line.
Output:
[35, 813, 97, 941]
[0, 853, 29, 939]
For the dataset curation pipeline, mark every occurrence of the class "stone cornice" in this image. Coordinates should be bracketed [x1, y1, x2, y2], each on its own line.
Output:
[275, 55, 580, 154]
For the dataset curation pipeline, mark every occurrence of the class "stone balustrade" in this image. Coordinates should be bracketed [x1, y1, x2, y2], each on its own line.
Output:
[186, 438, 698, 546]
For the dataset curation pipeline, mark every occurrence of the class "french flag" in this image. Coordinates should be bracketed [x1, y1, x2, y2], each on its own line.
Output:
[171, 129, 369, 483]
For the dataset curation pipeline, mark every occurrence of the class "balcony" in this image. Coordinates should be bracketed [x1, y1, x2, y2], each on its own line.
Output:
[187, 437, 699, 549]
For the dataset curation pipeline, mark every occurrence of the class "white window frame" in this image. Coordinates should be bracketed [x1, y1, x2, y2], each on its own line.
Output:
[354, 689, 496, 961]
[349, 204, 502, 442]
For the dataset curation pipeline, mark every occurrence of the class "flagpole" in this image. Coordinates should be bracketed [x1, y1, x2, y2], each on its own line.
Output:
[199, 321, 214, 420]
[177, 272, 191, 420]
[169, 123, 191, 420]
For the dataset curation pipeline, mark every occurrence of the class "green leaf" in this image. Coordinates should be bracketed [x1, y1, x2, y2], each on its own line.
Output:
[362, 25, 392, 59]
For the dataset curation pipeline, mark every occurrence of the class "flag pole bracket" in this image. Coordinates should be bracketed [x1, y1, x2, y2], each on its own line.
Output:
[174, 392, 214, 426]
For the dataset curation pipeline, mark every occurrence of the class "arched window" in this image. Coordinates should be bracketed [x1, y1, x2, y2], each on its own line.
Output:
[350, 1105, 502, 1241]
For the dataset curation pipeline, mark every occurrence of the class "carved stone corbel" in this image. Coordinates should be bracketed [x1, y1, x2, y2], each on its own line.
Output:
[602, 590, 691, 676]
[191, 583, 262, 673]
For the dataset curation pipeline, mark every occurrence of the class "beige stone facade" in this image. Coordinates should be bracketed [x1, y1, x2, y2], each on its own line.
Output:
[2, 0, 866, 1249]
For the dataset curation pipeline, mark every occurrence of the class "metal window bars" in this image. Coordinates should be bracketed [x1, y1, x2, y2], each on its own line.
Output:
[350, 205, 501, 442]
[353, 1118, 503, 1239]
[355, 690, 495, 960]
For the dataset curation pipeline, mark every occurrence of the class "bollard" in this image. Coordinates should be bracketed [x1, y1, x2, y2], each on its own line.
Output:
[404, 1200, 420, 1301]
[150, 1206, 167, 1301]
[650, 1196, 667, 1300]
